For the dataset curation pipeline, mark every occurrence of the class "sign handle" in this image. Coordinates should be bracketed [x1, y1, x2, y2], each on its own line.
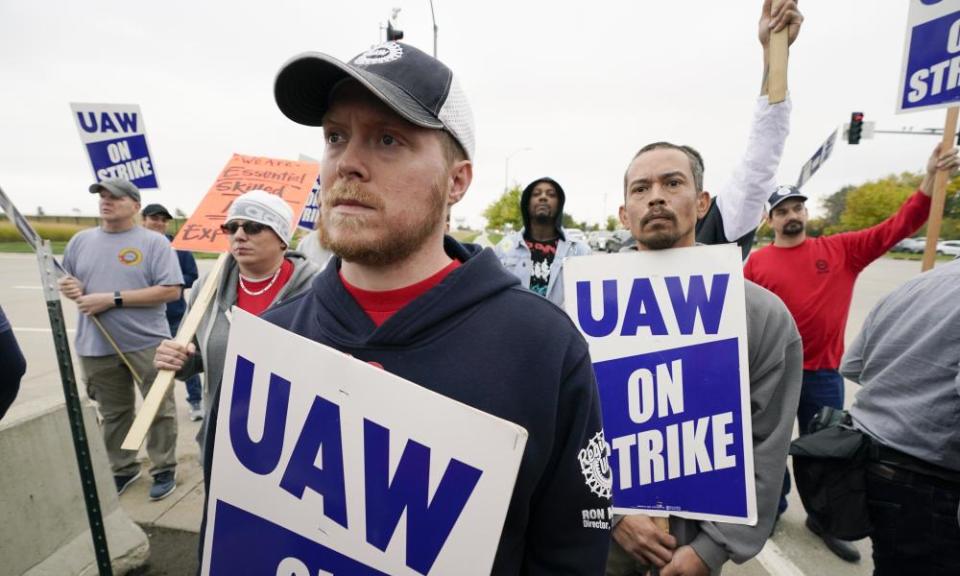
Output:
[921, 106, 959, 272]
[766, 0, 789, 105]
[91, 316, 143, 385]
[648, 516, 671, 576]
[121, 252, 229, 451]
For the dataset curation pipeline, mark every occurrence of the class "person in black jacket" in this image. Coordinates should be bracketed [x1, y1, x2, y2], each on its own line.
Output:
[0, 305, 26, 421]
[142, 203, 203, 420]
[252, 41, 612, 574]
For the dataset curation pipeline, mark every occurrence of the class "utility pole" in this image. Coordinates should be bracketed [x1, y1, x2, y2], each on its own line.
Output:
[504, 147, 532, 192]
[429, 0, 438, 57]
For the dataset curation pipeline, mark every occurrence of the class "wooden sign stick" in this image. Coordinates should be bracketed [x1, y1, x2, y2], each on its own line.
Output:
[121, 252, 229, 451]
[921, 106, 959, 272]
[767, 2, 789, 105]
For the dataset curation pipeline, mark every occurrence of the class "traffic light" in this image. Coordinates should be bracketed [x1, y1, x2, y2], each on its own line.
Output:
[387, 8, 403, 42]
[386, 21, 403, 41]
[848, 112, 864, 145]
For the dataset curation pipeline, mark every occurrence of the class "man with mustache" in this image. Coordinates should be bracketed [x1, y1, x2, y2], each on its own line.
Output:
[256, 42, 612, 574]
[496, 0, 802, 311]
[608, 141, 802, 576]
[496, 177, 592, 305]
[744, 143, 960, 562]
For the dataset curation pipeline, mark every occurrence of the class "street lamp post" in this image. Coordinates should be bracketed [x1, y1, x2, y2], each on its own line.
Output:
[504, 147, 532, 192]
[429, 0, 438, 57]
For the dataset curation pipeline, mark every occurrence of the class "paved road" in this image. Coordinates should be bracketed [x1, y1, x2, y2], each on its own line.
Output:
[0, 252, 933, 575]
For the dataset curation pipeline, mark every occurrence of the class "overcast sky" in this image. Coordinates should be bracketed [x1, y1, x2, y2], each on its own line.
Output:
[0, 1, 951, 228]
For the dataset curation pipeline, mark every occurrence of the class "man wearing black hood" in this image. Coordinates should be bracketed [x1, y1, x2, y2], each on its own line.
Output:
[495, 177, 592, 306]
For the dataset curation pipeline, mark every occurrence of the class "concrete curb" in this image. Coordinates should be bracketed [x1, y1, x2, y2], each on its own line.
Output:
[0, 401, 149, 576]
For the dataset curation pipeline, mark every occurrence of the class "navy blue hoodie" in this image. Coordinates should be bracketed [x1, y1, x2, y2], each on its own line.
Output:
[260, 238, 611, 575]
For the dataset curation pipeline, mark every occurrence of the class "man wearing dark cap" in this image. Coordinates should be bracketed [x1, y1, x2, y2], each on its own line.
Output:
[744, 143, 960, 561]
[227, 41, 610, 574]
[495, 177, 591, 306]
[58, 178, 183, 501]
[141, 203, 202, 421]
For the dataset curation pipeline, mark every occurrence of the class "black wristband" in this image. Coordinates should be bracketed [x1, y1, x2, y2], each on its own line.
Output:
[113, 291, 123, 308]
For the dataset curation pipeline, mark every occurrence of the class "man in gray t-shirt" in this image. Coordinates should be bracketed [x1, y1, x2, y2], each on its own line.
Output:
[841, 258, 960, 574]
[59, 178, 183, 501]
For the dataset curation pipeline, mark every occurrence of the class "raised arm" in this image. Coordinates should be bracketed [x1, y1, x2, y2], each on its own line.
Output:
[715, 0, 803, 243]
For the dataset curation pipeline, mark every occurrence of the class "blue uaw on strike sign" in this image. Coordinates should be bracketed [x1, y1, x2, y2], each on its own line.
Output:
[898, 0, 960, 113]
[70, 103, 159, 189]
[298, 154, 321, 230]
[202, 310, 528, 576]
[564, 244, 756, 525]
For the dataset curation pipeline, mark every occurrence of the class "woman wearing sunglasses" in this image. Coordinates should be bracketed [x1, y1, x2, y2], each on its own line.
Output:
[153, 189, 321, 452]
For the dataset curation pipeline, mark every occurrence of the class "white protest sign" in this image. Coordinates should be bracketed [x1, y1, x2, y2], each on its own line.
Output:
[897, 0, 960, 113]
[564, 244, 756, 525]
[202, 310, 528, 575]
[70, 103, 159, 188]
[796, 128, 837, 188]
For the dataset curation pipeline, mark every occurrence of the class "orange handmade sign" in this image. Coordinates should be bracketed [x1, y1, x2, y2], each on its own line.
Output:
[173, 154, 320, 252]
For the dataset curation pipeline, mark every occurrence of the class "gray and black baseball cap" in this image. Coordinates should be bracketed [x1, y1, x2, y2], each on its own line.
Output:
[89, 178, 141, 203]
[274, 42, 475, 161]
[767, 185, 807, 212]
[141, 203, 173, 219]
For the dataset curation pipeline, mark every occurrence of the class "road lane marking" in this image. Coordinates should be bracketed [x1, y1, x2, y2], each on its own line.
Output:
[755, 538, 806, 576]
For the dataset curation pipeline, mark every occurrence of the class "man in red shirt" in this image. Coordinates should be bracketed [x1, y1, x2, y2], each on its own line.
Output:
[744, 143, 959, 561]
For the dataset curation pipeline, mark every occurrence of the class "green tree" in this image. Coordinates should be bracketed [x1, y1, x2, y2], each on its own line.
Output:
[830, 171, 960, 239]
[606, 215, 620, 231]
[804, 217, 827, 238]
[483, 186, 523, 230]
[832, 173, 918, 233]
[818, 185, 853, 229]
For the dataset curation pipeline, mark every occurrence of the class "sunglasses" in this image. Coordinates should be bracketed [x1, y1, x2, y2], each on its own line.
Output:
[220, 221, 269, 235]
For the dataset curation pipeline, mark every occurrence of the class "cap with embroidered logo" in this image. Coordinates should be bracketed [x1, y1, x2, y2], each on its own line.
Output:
[274, 42, 475, 161]
[767, 185, 808, 212]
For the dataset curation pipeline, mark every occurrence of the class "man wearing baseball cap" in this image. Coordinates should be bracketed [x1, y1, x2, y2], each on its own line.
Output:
[141, 203, 202, 421]
[58, 178, 183, 501]
[238, 41, 609, 573]
[744, 143, 960, 561]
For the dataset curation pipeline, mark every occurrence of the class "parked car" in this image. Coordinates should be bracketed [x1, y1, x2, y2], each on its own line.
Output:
[938, 240, 960, 257]
[590, 231, 617, 251]
[565, 229, 587, 244]
[603, 229, 635, 252]
[892, 237, 927, 253]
